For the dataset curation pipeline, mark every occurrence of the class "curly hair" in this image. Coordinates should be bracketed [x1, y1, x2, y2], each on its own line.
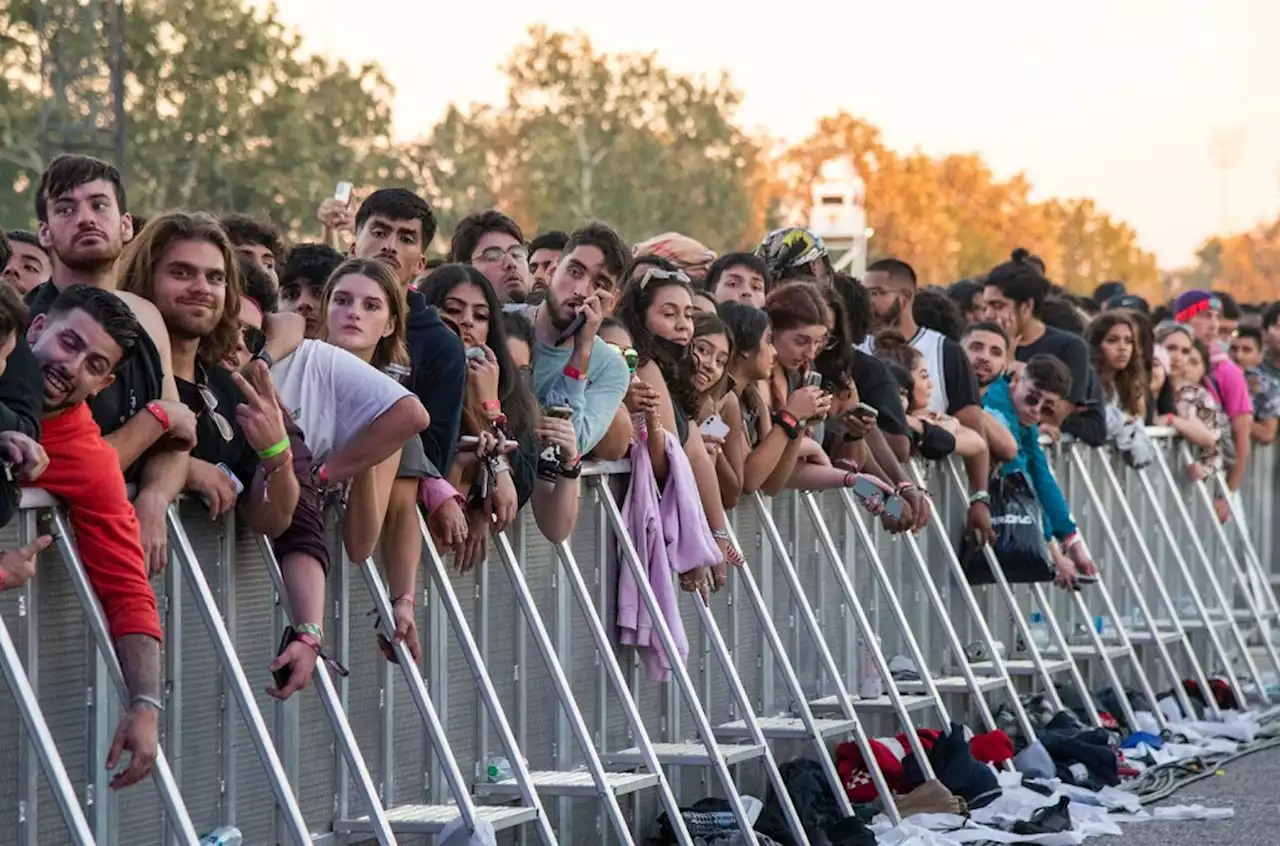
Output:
[1086, 311, 1148, 417]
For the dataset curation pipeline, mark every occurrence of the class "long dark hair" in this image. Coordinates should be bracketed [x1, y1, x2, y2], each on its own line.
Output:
[692, 312, 733, 419]
[614, 269, 700, 419]
[418, 263, 538, 435]
[718, 300, 770, 426]
[1086, 311, 1148, 416]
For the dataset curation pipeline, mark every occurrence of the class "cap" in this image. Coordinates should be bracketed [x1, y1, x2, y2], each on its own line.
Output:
[1105, 293, 1150, 315]
[1172, 289, 1220, 324]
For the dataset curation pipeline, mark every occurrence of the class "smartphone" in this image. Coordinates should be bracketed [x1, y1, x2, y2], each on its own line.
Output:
[700, 414, 730, 440]
[882, 497, 904, 520]
[852, 402, 879, 420]
[273, 627, 298, 689]
[546, 406, 573, 420]
[465, 346, 487, 363]
[555, 313, 586, 346]
[217, 463, 245, 496]
[458, 435, 480, 452]
[803, 370, 823, 390]
[334, 181, 353, 205]
[851, 475, 887, 505]
[383, 363, 411, 384]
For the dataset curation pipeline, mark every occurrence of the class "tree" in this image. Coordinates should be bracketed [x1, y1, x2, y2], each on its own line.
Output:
[1, 0, 404, 237]
[1187, 219, 1280, 305]
[408, 26, 763, 250]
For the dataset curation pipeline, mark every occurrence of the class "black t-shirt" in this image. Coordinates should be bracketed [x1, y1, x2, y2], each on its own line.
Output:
[176, 365, 257, 488]
[1015, 326, 1091, 406]
[938, 338, 982, 415]
[0, 334, 43, 441]
[851, 349, 908, 438]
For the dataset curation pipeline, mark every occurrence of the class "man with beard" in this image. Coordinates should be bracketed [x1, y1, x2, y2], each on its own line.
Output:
[133, 212, 331, 698]
[963, 322, 1095, 584]
[528, 230, 567, 296]
[24, 284, 166, 788]
[350, 189, 466, 474]
[860, 258, 996, 545]
[449, 209, 533, 304]
[529, 222, 631, 455]
[27, 154, 197, 575]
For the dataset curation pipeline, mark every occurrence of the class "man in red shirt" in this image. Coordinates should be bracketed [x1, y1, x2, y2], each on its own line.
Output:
[25, 284, 163, 790]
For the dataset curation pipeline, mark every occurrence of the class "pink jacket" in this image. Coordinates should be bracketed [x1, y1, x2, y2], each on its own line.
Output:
[617, 431, 722, 681]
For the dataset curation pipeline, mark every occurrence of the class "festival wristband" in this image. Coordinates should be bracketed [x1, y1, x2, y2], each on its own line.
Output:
[131, 694, 164, 713]
[482, 400, 502, 414]
[967, 490, 991, 506]
[773, 410, 801, 440]
[145, 401, 171, 432]
[257, 436, 291, 460]
[296, 622, 324, 644]
[563, 365, 586, 381]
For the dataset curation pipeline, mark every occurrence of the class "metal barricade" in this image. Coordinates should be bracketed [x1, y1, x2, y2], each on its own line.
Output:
[1, 435, 1277, 844]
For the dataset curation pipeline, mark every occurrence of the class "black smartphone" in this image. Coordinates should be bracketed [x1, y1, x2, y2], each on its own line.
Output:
[555, 313, 586, 345]
[273, 626, 297, 689]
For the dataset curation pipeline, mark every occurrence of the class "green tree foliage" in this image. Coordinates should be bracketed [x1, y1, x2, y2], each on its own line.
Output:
[405, 26, 764, 250]
[0, 0, 404, 236]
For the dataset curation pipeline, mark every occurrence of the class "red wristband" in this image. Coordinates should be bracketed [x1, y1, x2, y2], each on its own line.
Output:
[145, 401, 171, 432]
[391, 593, 416, 607]
[563, 365, 586, 381]
[295, 631, 322, 653]
[776, 410, 799, 429]
[314, 463, 329, 487]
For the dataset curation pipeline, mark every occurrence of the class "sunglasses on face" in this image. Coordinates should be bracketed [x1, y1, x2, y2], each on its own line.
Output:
[241, 323, 266, 356]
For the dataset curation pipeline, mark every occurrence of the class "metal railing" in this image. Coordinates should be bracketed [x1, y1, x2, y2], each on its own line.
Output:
[0, 433, 1275, 844]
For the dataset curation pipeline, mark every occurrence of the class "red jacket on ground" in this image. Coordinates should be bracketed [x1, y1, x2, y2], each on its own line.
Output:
[27, 403, 162, 641]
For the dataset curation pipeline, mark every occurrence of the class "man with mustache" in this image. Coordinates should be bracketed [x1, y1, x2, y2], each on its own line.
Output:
[528, 222, 631, 455]
[23, 283, 165, 789]
[25, 154, 198, 575]
[450, 209, 534, 304]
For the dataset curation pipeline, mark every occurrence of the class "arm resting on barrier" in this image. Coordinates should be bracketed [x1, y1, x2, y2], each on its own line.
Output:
[1226, 413, 1252, 492]
[1024, 428, 1076, 540]
[955, 405, 992, 493]
[342, 451, 400, 561]
[590, 404, 634, 461]
[325, 396, 429, 483]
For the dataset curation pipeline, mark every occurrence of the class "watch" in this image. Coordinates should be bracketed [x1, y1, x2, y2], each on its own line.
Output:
[251, 347, 274, 368]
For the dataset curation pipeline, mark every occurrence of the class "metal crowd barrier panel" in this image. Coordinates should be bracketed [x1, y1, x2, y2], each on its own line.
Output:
[1, 434, 1278, 844]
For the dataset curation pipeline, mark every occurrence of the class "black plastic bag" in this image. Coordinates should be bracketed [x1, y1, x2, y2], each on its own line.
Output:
[960, 472, 1053, 585]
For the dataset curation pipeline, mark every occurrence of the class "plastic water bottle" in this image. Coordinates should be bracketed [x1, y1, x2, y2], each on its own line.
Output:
[858, 634, 883, 698]
[481, 757, 513, 783]
[199, 827, 242, 846]
[1028, 612, 1051, 652]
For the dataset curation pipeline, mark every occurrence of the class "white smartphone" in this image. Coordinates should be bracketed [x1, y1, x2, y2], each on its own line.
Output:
[218, 462, 245, 496]
[334, 181, 353, 205]
[700, 414, 730, 440]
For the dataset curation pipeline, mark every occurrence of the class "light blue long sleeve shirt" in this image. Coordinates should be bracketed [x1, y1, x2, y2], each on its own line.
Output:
[982, 375, 1077, 541]
[531, 334, 629, 456]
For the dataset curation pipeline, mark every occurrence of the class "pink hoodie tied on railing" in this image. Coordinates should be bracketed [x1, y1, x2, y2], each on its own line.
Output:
[617, 429, 722, 682]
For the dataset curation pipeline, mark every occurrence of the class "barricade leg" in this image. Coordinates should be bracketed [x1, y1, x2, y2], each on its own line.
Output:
[252, 537, 396, 845]
[48, 508, 200, 844]
[593, 479, 793, 845]
[551, 540, 693, 845]
[487, 532, 639, 844]
[0, 605, 96, 845]
[750, 495, 908, 822]
[1132, 460, 1254, 710]
[163, 508, 310, 844]
[1094, 460, 1220, 719]
[909, 462, 1042, 742]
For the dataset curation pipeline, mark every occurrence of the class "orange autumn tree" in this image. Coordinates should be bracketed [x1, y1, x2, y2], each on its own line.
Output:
[776, 111, 1158, 293]
[1188, 218, 1280, 305]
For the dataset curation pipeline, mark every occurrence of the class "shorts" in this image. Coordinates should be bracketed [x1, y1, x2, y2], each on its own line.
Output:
[397, 434, 442, 480]
[271, 424, 330, 574]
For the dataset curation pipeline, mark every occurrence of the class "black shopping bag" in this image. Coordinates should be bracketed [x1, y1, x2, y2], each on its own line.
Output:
[959, 472, 1053, 585]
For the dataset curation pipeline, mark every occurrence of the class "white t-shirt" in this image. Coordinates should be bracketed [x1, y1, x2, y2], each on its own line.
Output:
[270, 339, 411, 462]
[859, 327, 949, 415]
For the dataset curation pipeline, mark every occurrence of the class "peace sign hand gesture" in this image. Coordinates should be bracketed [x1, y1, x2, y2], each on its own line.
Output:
[231, 360, 289, 455]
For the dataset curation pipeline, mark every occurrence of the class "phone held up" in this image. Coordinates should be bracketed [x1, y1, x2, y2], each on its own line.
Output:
[334, 181, 353, 205]
[539, 406, 574, 480]
[700, 414, 730, 441]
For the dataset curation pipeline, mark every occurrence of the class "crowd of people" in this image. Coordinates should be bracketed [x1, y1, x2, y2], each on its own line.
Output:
[0, 153, 1275, 790]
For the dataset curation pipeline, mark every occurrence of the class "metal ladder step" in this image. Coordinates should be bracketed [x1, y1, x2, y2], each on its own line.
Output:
[714, 716, 858, 740]
[1157, 616, 1232, 631]
[969, 658, 1074, 676]
[477, 769, 660, 798]
[1046, 643, 1131, 661]
[809, 693, 934, 714]
[1125, 629, 1185, 645]
[336, 803, 539, 835]
[604, 741, 765, 767]
[896, 675, 1007, 695]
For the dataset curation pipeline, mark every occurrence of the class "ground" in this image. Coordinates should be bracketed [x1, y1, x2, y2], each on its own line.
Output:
[1093, 747, 1280, 846]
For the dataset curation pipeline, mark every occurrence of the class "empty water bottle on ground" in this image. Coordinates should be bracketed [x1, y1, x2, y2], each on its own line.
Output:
[481, 756, 513, 783]
[199, 827, 242, 846]
[1028, 612, 1051, 652]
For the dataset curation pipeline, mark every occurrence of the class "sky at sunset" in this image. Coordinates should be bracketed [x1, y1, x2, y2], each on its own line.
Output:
[267, 0, 1279, 268]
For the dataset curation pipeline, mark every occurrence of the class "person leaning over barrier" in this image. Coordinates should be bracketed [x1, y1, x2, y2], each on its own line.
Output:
[28, 154, 199, 577]
[131, 214, 333, 700]
[962, 322, 1096, 586]
[24, 284, 164, 789]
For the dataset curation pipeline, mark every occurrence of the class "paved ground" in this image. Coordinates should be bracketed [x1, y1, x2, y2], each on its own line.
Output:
[1092, 746, 1280, 846]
